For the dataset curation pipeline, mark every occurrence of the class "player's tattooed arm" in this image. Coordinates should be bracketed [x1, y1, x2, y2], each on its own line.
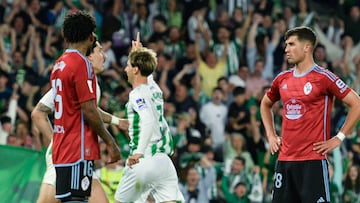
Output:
[37, 103, 53, 114]
[31, 102, 54, 141]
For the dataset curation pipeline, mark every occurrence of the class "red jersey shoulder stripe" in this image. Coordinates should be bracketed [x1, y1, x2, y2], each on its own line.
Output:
[273, 68, 293, 81]
[77, 52, 93, 79]
[65, 49, 94, 79]
[313, 65, 337, 82]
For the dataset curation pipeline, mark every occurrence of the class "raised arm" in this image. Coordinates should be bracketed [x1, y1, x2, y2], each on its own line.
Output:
[159, 63, 171, 100]
[44, 27, 58, 58]
[25, 25, 36, 68]
[34, 32, 45, 75]
[235, 7, 253, 43]
[0, 33, 10, 72]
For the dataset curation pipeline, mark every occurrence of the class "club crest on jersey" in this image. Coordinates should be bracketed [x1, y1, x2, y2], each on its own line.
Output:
[81, 176, 90, 191]
[303, 82, 312, 95]
[136, 98, 147, 110]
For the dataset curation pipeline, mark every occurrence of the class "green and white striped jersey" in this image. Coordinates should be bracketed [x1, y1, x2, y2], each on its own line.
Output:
[125, 76, 174, 157]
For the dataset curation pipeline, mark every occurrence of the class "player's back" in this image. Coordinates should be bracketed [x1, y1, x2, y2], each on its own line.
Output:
[50, 50, 99, 164]
[147, 76, 174, 155]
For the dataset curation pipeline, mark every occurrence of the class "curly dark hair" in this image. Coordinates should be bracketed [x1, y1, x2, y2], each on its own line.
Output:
[62, 10, 96, 43]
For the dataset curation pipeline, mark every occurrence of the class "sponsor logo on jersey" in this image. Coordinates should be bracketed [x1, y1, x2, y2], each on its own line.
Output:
[303, 82, 312, 95]
[85, 148, 90, 156]
[335, 78, 347, 94]
[136, 98, 147, 110]
[54, 125, 65, 134]
[284, 98, 306, 120]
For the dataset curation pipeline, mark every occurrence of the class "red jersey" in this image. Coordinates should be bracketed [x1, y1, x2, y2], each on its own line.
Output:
[267, 65, 350, 161]
[50, 49, 100, 164]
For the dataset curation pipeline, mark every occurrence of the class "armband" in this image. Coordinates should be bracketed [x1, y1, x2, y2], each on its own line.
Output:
[111, 116, 120, 126]
[335, 132, 346, 142]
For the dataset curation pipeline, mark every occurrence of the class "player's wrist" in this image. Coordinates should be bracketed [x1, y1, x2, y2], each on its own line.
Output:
[265, 133, 276, 139]
[133, 150, 144, 155]
[111, 115, 120, 125]
[335, 131, 346, 142]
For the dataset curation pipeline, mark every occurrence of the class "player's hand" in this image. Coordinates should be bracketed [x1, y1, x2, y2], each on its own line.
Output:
[107, 143, 121, 164]
[268, 135, 281, 155]
[118, 119, 129, 131]
[313, 137, 342, 155]
[131, 32, 142, 50]
[127, 153, 142, 168]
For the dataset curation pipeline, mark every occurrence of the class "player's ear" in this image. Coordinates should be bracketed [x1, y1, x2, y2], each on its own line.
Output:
[89, 33, 96, 43]
[304, 42, 312, 53]
[133, 66, 140, 75]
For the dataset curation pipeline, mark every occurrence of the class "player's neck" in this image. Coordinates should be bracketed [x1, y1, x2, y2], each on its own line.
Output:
[67, 43, 88, 56]
[295, 59, 315, 74]
[132, 76, 148, 88]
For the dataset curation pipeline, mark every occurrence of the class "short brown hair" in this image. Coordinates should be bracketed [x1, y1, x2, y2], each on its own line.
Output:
[284, 26, 317, 47]
[128, 47, 157, 76]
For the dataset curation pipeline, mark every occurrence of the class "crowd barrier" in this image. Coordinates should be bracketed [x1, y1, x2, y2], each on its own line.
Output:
[0, 145, 46, 203]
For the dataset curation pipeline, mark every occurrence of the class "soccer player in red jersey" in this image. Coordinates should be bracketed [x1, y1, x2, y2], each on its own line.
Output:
[50, 11, 120, 202]
[34, 40, 128, 203]
[260, 26, 360, 203]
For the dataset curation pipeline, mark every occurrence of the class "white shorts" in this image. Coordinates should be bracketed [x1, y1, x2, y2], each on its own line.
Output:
[42, 141, 99, 186]
[114, 153, 184, 203]
[42, 141, 56, 186]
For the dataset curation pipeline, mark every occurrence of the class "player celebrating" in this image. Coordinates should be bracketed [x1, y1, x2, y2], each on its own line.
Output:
[114, 33, 184, 203]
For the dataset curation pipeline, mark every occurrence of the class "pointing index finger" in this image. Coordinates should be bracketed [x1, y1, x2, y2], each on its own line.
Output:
[136, 32, 140, 43]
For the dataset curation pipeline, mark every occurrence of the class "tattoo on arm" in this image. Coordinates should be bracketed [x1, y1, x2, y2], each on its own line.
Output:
[38, 103, 53, 114]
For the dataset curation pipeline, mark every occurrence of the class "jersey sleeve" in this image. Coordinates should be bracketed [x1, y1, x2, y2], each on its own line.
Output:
[266, 75, 281, 102]
[73, 58, 96, 104]
[39, 88, 55, 111]
[326, 75, 351, 99]
[129, 89, 156, 154]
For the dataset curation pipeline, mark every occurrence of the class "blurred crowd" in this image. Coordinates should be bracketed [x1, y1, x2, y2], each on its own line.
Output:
[0, 0, 360, 202]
